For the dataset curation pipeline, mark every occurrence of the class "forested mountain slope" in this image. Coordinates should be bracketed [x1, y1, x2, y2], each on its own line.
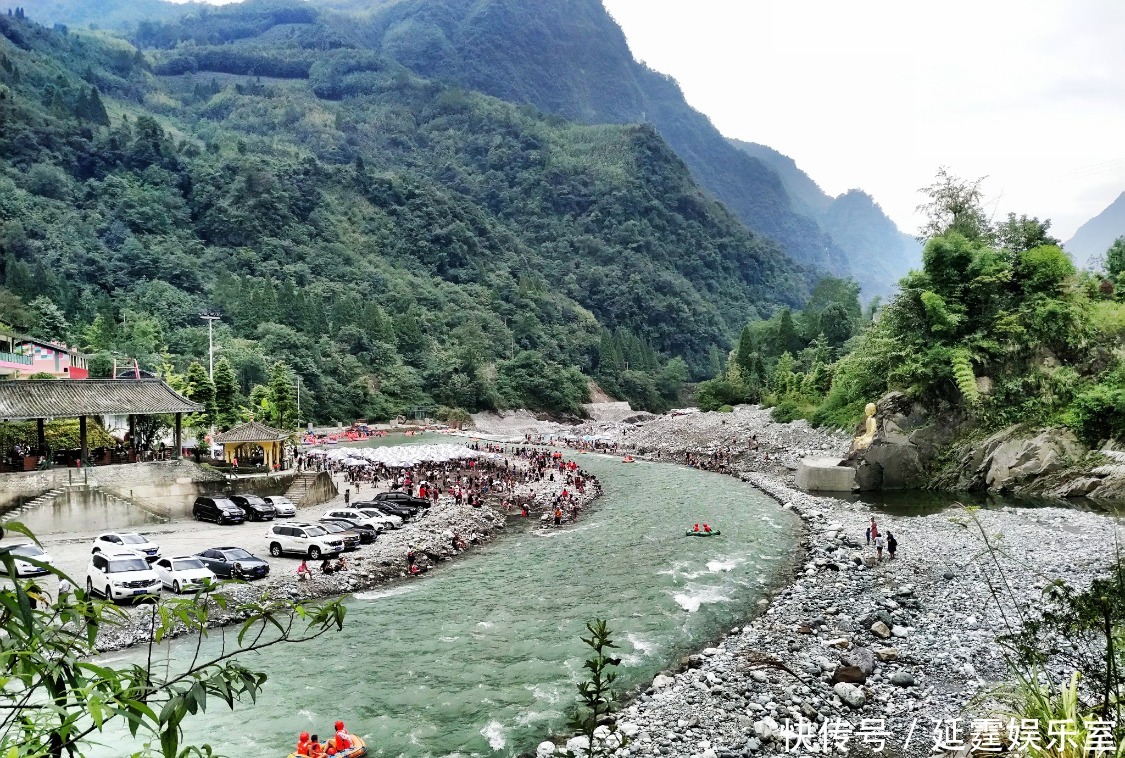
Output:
[0, 10, 805, 424]
[730, 139, 921, 295]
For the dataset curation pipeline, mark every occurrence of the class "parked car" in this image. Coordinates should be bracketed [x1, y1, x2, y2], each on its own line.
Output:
[153, 556, 216, 593]
[192, 497, 247, 525]
[266, 523, 344, 559]
[228, 495, 276, 522]
[312, 521, 361, 552]
[85, 551, 161, 602]
[263, 495, 297, 517]
[374, 491, 430, 509]
[354, 502, 410, 524]
[324, 507, 399, 531]
[92, 532, 161, 561]
[194, 547, 270, 580]
[319, 518, 377, 544]
[0, 543, 54, 577]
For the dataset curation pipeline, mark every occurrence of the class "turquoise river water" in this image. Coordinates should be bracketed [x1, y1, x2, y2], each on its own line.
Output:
[90, 444, 800, 757]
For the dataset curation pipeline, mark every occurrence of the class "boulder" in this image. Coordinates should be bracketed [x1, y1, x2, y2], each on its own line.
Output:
[536, 741, 557, 757]
[848, 392, 944, 490]
[753, 716, 779, 742]
[889, 670, 916, 687]
[831, 665, 868, 684]
[652, 674, 674, 690]
[874, 647, 899, 662]
[870, 621, 891, 639]
[565, 736, 590, 755]
[841, 646, 876, 676]
[833, 682, 866, 708]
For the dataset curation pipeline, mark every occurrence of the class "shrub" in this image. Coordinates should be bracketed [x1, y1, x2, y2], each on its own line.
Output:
[716, 404, 733, 413]
[1066, 382, 1125, 446]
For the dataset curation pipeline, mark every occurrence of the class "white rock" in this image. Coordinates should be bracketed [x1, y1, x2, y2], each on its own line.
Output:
[565, 736, 590, 755]
[833, 682, 866, 708]
[652, 674, 674, 690]
[536, 741, 556, 757]
[619, 722, 640, 737]
[891, 625, 910, 638]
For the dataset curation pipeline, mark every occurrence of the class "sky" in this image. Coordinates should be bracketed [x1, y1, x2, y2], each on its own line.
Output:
[600, 0, 1125, 239]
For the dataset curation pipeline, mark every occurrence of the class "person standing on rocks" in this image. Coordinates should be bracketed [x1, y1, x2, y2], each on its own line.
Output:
[869, 517, 879, 542]
[874, 532, 885, 561]
[887, 532, 897, 560]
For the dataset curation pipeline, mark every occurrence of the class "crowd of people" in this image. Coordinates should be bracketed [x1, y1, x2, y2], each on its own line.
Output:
[865, 516, 898, 561]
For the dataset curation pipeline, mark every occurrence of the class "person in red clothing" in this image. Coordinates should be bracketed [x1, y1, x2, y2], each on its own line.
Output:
[308, 734, 325, 757]
[703, 523, 712, 533]
[333, 720, 353, 752]
[296, 731, 311, 756]
[692, 523, 700, 532]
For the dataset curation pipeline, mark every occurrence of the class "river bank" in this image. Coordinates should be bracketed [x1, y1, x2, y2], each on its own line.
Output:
[28, 449, 604, 653]
[470, 406, 1121, 758]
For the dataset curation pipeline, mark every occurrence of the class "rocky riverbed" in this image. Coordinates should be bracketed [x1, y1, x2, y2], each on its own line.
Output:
[83, 463, 601, 652]
[499, 404, 1121, 758]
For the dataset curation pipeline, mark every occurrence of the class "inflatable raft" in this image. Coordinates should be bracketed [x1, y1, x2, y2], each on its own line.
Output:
[621, 456, 635, 463]
[684, 530, 721, 537]
[287, 735, 367, 758]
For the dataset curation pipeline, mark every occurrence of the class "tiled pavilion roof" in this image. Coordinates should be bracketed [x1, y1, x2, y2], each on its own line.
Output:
[0, 379, 201, 421]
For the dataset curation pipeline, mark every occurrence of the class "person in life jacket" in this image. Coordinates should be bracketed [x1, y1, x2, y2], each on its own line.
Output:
[333, 720, 353, 752]
[296, 731, 311, 756]
[308, 734, 325, 757]
[693, 523, 700, 532]
[703, 523, 712, 533]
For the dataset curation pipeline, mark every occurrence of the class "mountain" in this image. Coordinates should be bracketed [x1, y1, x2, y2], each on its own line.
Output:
[0, 9, 805, 422]
[1066, 191, 1125, 268]
[17, 0, 206, 29]
[21, 0, 922, 296]
[729, 139, 921, 293]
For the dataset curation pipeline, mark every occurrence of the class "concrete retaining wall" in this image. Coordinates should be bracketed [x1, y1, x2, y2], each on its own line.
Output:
[795, 457, 857, 492]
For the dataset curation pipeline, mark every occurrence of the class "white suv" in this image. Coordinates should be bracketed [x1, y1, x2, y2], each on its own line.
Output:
[266, 523, 344, 559]
[86, 551, 161, 601]
[325, 508, 399, 531]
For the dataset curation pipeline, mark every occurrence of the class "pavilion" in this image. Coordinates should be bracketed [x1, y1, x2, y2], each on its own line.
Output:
[0, 379, 202, 469]
[213, 420, 291, 468]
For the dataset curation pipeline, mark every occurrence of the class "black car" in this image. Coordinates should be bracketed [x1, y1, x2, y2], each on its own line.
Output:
[314, 521, 361, 551]
[194, 547, 270, 579]
[319, 518, 377, 544]
[192, 497, 247, 525]
[355, 501, 416, 521]
[374, 491, 430, 509]
[228, 495, 276, 522]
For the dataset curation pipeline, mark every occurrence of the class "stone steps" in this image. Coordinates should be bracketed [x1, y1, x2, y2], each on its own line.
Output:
[0, 488, 65, 525]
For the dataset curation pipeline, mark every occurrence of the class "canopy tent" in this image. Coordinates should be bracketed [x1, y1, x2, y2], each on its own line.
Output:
[308, 442, 497, 469]
[213, 421, 291, 468]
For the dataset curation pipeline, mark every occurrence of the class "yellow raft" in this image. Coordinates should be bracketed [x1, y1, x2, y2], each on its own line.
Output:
[287, 735, 367, 758]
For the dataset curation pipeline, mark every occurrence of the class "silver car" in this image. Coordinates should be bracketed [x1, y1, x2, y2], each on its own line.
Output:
[263, 496, 297, 517]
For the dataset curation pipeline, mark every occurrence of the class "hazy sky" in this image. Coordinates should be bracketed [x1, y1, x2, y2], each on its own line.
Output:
[601, 0, 1125, 239]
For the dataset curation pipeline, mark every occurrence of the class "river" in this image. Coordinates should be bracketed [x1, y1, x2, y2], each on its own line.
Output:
[91, 444, 800, 757]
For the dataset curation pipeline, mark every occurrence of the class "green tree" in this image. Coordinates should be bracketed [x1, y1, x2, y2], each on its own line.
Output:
[266, 361, 297, 429]
[916, 167, 992, 243]
[182, 360, 216, 454]
[1105, 236, 1125, 279]
[213, 357, 239, 431]
[27, 296, 69, 342]
[994, 212, 1060, 253]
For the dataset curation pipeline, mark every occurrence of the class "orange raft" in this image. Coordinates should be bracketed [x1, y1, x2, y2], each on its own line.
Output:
[287, 736, 367, 758]
[621, 456, 635, 463]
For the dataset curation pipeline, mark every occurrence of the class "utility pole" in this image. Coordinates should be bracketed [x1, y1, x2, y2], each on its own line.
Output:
[200, 313, 220, 380]
[296, 376, 301, 428]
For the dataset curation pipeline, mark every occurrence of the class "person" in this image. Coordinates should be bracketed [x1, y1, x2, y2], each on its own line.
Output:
[56, 576, 73, 601]
[554, 506, 562, 526]
[308, 734, 325, 757]
[887, 532, 897, 560]
[333, 721, 353, 752]
[296, 731, 311, 756]
[874, 533, 885, 561]
[334, 556, 348, 572]
[703, 523, 712, 533]
[409, 563, 420, 576]
[297, 559, 311, 581]
[869, 517, 879, 540]
[693, 523, 700, 532]
[321, 558, 335, 575]
[520, 503, 528, 517]
[865, 526, 871, 545]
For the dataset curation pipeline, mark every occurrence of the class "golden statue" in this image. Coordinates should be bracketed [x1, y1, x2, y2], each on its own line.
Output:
[852, 402, 878, 451]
